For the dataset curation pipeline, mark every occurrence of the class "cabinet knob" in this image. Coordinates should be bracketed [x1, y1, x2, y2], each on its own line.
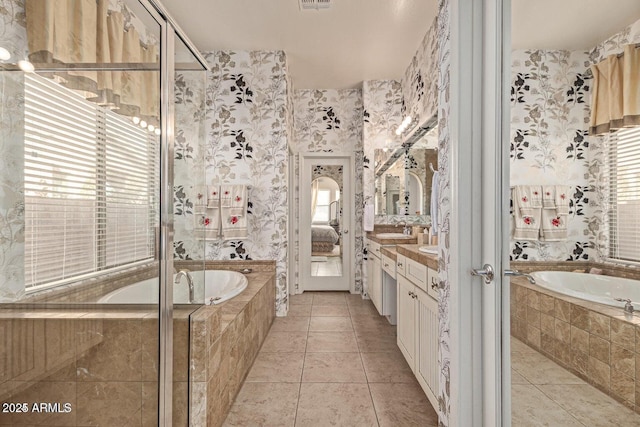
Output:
[431, 283, 438, 290]
[397, 263, 403, 267]
[384, 263, 389, 267]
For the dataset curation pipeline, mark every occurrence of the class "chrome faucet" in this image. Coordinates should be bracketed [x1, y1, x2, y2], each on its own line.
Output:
[615, 298, 635, 314]
[175, 269, 195, 304]
[395, 220, 412, 235]
[504, 269, 536, 284]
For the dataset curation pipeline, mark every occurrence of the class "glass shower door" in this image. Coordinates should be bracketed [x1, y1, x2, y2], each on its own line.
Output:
[0, 1, 206, 425]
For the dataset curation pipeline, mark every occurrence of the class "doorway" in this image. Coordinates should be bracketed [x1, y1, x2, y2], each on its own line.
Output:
[299, 153, 354, 292]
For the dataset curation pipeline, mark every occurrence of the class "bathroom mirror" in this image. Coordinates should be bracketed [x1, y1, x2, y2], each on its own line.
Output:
[374, 116, 438, 216]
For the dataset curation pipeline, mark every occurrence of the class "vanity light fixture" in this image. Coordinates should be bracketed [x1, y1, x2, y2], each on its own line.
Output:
[395, 116, 413, 136]
[147, 124, 155, 132]
[0, 47, 10, 61]
[18, 59, 34, 73]
[132, 116, 141, 124]
[154, 128, 161, 136]
[139, 120, 148, 128]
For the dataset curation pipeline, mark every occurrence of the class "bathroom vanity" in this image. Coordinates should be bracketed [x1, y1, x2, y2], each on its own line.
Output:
[366, 232, 417, 324]
[395, 244, 439, 412]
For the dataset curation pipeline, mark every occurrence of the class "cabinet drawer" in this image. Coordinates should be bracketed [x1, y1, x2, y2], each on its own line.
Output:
[405, 257, 428, 293]
[381, 254, 396, 278]
[368, 240, 381, 259]
[396, 254, 406, 277]
[427, 267, 439, 301]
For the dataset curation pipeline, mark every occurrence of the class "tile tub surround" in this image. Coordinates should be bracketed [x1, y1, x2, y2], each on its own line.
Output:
[196, 270, 276, 427]
[510, 276, 640, 413]
[223, 291, 439, 426]
[511, 337, 640, 426]
[0, 265, 276, 426]
[0, 306, 197, 427]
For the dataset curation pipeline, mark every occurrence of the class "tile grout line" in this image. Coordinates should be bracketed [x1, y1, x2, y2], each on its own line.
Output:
[529, 383, 589, 427]
[351, 296, 382, 426]
[293, 308, 311, 427]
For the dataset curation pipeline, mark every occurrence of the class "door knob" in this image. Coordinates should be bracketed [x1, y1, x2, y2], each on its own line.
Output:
[471, 264, 495, 284]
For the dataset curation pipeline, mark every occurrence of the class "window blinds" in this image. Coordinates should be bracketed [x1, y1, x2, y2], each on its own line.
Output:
[24, 74, 158, 289]
[606, 126, 640, 263]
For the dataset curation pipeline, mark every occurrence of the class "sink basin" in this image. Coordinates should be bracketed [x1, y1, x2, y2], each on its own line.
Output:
[418, 245, 438, 254]
[375, 233, 414, 239]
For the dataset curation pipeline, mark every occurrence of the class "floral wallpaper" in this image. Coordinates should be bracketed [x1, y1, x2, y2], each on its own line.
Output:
[436, 0, 451, 423]
[173, 70, 207, 263]
[401, 17, 439, 132]
[509, 17, 640, 263]
[173, 50, 291, 316]
[0, 1, 26, 301]
[509, 49, 596, 262]
[0, 72, 25, 302]
[292, 89, 364, 293]
[587, 18, 640, 262]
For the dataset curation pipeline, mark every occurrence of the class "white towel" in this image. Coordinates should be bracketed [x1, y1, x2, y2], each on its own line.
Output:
[512, 186, 541, 241]
[363, 203, 374, 232]
[555, 185, 570, 216]
[193, 185, 208, 214]
[207, 186, 220, 208]
[430, 171, 439, 235]
[517, 185, 542, 215]
[542, 186, 555, 210]
[541, 210, 568, 241]
[195, 209, 221, 240]
[221, 185, 248, 240]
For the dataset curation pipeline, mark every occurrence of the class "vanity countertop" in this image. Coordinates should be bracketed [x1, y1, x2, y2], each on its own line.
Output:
[380, 246, 397, 260]
[396, 244, 438, 270]
[366, 232, 418, 245]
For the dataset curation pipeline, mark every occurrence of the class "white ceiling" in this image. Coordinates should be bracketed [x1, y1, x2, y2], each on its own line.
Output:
[161, 0, 640, 90]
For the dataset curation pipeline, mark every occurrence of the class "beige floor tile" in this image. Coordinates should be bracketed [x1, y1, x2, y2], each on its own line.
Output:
[309, 316, 353, 332]
[311, 305, 350, 317]
[270, 316, 310, 332]
[312, 292, 348, 306]
[346, 293, 368, 305]
[369, 382, 439, 427]
[302, 352, 367, 383]
[355, 331, 399, 352]
[260, 331, 308, 353]
[295, 383, 378, 427]
[361, 352, 416, 383]
[537, 384, 640, 426]
[245, 352, 305, 383]
[306, 331, 359, 352]
[287, 304, 312, 317]
[511, 384, 583, 426]
[290, 293, 314, 305]
[512, 351, 586, 385]
[223, 382, 299, 427]
[348, 302, 380, 317]
[511, 369, 529, 385]
[351, 315, 396, 334]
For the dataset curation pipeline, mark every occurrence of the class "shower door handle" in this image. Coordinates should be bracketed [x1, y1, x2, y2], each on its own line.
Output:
[471, 264, 494, 284]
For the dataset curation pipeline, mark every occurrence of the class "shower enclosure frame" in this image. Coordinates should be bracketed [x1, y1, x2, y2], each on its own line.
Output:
[124, 1, 209, 425]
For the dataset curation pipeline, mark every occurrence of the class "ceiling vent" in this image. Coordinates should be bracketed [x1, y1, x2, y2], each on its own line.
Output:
[299, 0, 331, 11]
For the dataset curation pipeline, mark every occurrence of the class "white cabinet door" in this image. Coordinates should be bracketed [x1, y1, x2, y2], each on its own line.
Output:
[370, 255, 383, 315]
[415, 287, 439, 411]
[397, 275, 416, 371]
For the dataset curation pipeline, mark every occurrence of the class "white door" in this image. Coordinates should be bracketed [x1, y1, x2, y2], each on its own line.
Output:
[299, 153, 354, 292]
[446, 0, 510, 425]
